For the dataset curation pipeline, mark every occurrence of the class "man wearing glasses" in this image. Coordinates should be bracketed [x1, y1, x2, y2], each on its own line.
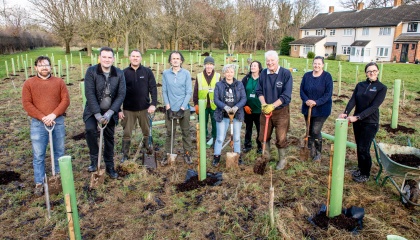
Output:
[22, 56, 70, 196]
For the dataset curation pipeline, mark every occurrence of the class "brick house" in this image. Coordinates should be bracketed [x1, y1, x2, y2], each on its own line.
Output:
[289, 0, 420, 63]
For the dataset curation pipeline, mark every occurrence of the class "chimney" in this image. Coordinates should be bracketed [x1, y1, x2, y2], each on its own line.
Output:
[394, 0, 401, 7]
[357, 2, 364, 11]
[329, 6, 334, 13]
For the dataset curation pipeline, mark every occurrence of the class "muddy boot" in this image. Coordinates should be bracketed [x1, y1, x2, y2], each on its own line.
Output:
[120, 140, 130, 163]
[276, 148, 287, 170]
[212, 155, 221, 167]
[313, 139, 322, 162]
[309, 140, 316, 159]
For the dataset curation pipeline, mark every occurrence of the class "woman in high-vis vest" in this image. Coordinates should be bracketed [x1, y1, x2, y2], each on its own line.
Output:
[193, 56, 221, 145]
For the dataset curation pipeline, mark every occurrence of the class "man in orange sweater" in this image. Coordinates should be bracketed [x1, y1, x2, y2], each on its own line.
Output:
[22, 55, 70, 196]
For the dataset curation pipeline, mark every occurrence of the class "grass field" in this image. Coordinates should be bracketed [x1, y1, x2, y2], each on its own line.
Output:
[0, 47, 419, 239]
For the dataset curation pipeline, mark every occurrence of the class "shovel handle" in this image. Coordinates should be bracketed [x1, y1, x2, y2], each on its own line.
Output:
[262, 113, 272, 154]
[44, 123, 56, 176]
[97, 123, 107, 171]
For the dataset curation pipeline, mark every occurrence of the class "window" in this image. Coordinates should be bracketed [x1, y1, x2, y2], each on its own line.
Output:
[305, 31, 309, 36]
[316, 29, 324, 36]
[342, 45, 351, 55]
[379, 27, 391, 35]
[407, 22, 418, 32]
[376, 47, 390, 57]
[343, 29, 353, 36]
[396, 44, 399, 49]
[303, 45, 313, 54]
[330, 29, 335, 36]
[362, 28, 369, 36]
[350, 47, 356, 56]
[294, 46, 297, 51]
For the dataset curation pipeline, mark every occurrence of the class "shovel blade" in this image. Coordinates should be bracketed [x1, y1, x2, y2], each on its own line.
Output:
[253, 156, 269, 175]
[89, 169, 105, 189]
[143, 152, 157, 169]
[168, 153, 177, 165]
[226, 152, 239, 169]
[47, 175, 62, 195]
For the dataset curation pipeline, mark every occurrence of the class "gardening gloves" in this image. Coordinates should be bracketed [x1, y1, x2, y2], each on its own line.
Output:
[102, 110, 114, 124]
[94, 113, 103, 123]
[174, 109, 185, 119]
[244, 106, 252, 114]
[194, 105, 199, 115]
[230, 106, 239, 115]
[262, 104, 275, 115]
[224, 106, 232, 113]
[166, 109, 174, 120]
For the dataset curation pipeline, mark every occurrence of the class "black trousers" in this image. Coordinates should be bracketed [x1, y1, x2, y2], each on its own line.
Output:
[353, 121, 379, 177]
[244, 113, 262, 149]
[85, 115, 116, 169]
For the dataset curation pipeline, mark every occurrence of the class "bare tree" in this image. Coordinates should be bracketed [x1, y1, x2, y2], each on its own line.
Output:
[28, 0, 77, 53]
[339, 0, 364, 9]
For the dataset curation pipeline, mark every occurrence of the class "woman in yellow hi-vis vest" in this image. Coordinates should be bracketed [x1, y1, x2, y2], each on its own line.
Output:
[193, 56, 221, 146]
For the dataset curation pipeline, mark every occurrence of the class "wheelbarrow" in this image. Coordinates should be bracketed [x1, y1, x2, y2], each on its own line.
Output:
[373, 139, 420, 207]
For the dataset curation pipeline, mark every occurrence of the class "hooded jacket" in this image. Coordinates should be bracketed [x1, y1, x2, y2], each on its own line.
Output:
[213, 78, 247, 122]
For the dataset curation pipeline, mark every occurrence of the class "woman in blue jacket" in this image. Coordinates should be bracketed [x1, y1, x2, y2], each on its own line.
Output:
[300, 56, 333, 161]
[212, 64, 247, 166]
[339, 62, 387, 183]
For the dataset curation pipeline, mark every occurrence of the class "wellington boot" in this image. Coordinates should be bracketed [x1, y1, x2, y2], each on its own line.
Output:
[120, 140, 131, 163]
[276, 148, 287, 170]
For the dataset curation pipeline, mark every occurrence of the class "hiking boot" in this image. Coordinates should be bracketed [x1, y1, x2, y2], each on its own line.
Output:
[351, 169, 362, 178]
[184, 151, 192, 164]
[276, 148, 287, 170]
[34, 183, 43, 197]
[106, 167, 118, 179]
[238, 155, 244, 165]
[120, 140, 130, 163]
[212, 155, 221, 167]
[88, 165, 97, 172]
[353, 174, 369, 183]
[313, 151, 321, 162]
[256, 148, 262, 154]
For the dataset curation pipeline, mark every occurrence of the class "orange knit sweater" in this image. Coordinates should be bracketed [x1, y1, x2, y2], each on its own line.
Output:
[22, 75, 70, 120]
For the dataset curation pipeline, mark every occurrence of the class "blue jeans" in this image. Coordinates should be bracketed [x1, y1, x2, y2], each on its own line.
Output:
[30, 116, 65, 184]
[214, 118, 242, 155]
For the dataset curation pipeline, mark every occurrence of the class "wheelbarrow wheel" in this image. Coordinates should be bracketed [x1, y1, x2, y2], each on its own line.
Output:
[402, 179, 419, 209]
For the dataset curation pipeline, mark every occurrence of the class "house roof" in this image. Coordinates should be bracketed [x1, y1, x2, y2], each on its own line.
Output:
[351, 40, 370, 46]
[395, 33, 420, 42]
[289, 36, 325, 45]
[301, 5, 420, 29]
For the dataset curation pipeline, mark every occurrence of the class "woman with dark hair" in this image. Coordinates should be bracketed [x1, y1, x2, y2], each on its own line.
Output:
[339, 62, 387, 183]
[242, 61, 263, 153]
[300, 56, 333, 161]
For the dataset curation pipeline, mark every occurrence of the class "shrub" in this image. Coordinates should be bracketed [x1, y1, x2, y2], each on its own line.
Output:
[307, 51, 315, 59]
[279, 36, 295, 56]
[327, 53, 336, 60]
[335, 54, 349, 61]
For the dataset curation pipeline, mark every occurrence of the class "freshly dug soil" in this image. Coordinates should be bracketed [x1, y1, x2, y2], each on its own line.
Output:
[72, 132, 85, 141]
[381, 124, 415, 134]
[333, 99, 344, 103]
[176, 175, 220, 192]
[0, 171, 21, 185]
[338, 95, 349, 99]
[311, 213, 358, 231]
[389, 154, 420, 168]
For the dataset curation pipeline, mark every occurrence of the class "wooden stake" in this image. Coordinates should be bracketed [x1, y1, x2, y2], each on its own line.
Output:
[269, 167, 274, 227]
[65, 194, 76, 240]
[326, 144, 334, 216]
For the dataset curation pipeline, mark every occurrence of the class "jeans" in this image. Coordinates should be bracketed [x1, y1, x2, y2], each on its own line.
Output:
[305, 116, 328, 149]
[214, 118, 242, 155]
[244, 113, 261, 149]
[85, 115, 116, 169]
[353, 121, 379, 177]
[30, 116, 65, 184]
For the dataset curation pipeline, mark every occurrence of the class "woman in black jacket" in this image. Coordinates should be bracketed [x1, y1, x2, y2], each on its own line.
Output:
[339, 62, 387, 183]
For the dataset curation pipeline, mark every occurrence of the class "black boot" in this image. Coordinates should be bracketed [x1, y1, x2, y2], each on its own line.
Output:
[120, 140, 130, 163]
[212, 155, 221, 167]
[238, 155, 244, 165]
[309, 140, 316, 159]
[313, 139, 322, 162]
[106, 166, 118, 179]
[88, 155, 98, 172]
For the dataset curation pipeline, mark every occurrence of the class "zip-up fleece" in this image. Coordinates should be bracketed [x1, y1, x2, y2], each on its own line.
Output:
[123, 65, 157, 111]
[344, 78, 387, 123]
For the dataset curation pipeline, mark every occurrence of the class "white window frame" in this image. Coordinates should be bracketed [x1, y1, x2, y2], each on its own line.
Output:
[343, 29, 353, 36]
[407, 22, 418, 32]
[342, 45, 351, 55]
[362, 27, 369, 36]
[305, 31, 309, 36]
[379, 27, 391, 35]
[376, 47, 390, 57]
[330, 29, 335, 36]
[303, 45, 314, 55]
[316, 29, 323, 36]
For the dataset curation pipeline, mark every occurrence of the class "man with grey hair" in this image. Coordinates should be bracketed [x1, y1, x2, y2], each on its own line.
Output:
[255, 50, 293, 170]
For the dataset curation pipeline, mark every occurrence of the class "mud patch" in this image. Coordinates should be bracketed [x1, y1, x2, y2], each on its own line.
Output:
[311, 213, 358, 231]
[389, 154, 420, 168]
[0, 171, 21, 185]
[72, 132, 85, 141]
[333, 99, 344, 103]
[381, 124, 416, 134]
[176, 175, 220, 192]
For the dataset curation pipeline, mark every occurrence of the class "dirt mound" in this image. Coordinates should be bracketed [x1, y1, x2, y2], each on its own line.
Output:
[311, 213, 358, 231]
[389, 154, 420, 168]
[381, 124, 416, 134]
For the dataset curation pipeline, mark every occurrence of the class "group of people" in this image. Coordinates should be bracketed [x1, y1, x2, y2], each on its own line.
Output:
[22, 48, 387, 196]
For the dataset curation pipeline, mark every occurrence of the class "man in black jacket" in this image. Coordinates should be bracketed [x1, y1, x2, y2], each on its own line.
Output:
[84, 47, 126, 179]
[119, 50, 157, 162]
